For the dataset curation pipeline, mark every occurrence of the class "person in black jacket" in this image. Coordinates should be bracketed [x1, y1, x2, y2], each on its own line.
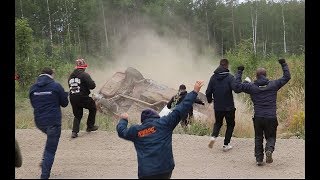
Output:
[233, 59, 291, 166]
[68, 58, 99, 138]
[205, 59, 236, 152]
[29, 67, 69, 179]
[167, 84, 205, 127]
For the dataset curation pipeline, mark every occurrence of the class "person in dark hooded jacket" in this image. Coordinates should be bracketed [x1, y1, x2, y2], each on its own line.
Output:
[205, 58, 236, 152]
[117, 80, 204, 179]
[233, 59, 291, 166]
[29, 67, 69, 179]
[167, 84, 205, 127]
[68, 58, 99, 138]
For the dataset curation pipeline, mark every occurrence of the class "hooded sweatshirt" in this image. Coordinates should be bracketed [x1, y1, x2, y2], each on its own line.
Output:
[116, 91, 198, 178]
[29, 74, 69, 126]
[233, 63, 291, 118]
[205, 65, 236, 111]
[68, 69, 96, 96]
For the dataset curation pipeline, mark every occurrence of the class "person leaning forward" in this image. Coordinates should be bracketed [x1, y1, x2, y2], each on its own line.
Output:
[29, 67, 69, 179]
[116, 80, 205, 179]
[233, 59, 291, 166]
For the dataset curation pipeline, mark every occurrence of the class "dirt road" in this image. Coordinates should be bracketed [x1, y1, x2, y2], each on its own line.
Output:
[15, 129, 305, 179]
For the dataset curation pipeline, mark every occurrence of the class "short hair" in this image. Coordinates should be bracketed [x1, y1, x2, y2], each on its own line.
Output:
[41, 67, 54, 75]
[256, 68, 267, 78]
[179, 84, 186, 90]
[220, 59, 229, 67]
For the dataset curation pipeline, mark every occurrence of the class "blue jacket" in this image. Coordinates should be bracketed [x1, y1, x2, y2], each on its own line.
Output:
[205, 65, 236, 111]
[233, 63, 291, 118]
[116, 91, 198, 178]
[29, 74, 69, 126]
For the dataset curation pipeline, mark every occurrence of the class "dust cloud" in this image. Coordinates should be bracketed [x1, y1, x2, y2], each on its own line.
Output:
[90, 26, 220, 94]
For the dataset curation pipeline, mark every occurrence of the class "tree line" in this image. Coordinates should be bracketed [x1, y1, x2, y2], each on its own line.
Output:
[15, 0, 304, 62]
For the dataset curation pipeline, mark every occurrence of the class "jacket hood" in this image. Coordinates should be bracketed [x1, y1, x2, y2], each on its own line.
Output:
[36, 74, 54, 87]
[70, 68, 85, 77]
[141, 109, 160, 123]
[254, 75, 270, 86]
[214, 65, 230, 80]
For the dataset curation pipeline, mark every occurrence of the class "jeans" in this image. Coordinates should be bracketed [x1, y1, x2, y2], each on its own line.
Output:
[37, 124, 61, 179]
[70, 95, 97, 133]
[211, 108, 236, 145]
[253, 117, 278, 162]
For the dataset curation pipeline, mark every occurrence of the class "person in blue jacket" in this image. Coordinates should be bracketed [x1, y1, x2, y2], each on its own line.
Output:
[233, 59, 291, 166]
[29, 67, 69, 179]
[117, 80, 204, 179]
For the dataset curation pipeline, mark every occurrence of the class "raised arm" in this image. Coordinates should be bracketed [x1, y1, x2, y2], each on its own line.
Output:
[116, 113, 137, 141]
[233, 65, 252, 94]
[163, 80, 204, 130]
[274, 59, 291, 89]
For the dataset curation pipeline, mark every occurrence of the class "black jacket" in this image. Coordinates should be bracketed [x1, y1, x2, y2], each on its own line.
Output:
[233, 63, 291, 118]
[68, 69, 96, 96]
[205, 65, 236, 111]
[167, 91, 204, 117]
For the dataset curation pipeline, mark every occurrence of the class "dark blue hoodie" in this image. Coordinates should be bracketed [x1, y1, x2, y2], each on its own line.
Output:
[205, 65, 236, 111]
[29, 74, 69, 126]
[116, 91, 198, 178]
[233, 63, 291, 118]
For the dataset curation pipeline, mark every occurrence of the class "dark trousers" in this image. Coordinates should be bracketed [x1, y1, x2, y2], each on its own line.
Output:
[70, 95, 97, 133]
[37, 124, 61, 179]
[211, 109, 236, 145]
[140, 171, 172, 179]
[253, 117, 278, 162]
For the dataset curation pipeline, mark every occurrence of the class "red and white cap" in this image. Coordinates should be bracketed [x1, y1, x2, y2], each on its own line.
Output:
[75, 58, 88, 69]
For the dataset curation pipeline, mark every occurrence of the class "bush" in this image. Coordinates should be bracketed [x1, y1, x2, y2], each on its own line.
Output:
[288, 111, 305, 139]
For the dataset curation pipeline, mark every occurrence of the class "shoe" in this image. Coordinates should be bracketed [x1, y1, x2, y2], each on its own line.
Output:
[223, 144, 233, 152]
[256, 161, 264, 166]
[86, 125, 99, 132]
[266, 151, 273, 163]
[71, 132, 78, 138]
[208, 137, 216, 148]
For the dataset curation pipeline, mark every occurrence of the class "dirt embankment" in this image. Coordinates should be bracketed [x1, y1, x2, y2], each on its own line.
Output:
[15, 129, 305, 179]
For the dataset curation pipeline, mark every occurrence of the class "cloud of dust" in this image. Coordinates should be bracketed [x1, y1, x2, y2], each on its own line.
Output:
[90, 26, 220, 94]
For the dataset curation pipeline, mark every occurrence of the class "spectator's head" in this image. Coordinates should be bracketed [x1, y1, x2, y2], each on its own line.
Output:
[220, 58, 229, 69]
[141, 108, 160, 123]
[41, 67, 54, 78]
[256, 68, 267, 78]
[179, 84, 186, 91]
[75, 58, 88, 69]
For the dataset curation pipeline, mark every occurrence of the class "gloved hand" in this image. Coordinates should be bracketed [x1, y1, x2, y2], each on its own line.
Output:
[237, 65, 244, 71]
[278, 59, 286, 64]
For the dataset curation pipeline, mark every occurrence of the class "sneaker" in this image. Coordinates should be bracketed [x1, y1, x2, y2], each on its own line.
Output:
[266, 151, 273, 163]
[208, 137, 216, 148]
[256, 161, 264, 166]
[86, 125, 99, 132]
[71, 132, 78, 138]
[223, 144, 233, 152]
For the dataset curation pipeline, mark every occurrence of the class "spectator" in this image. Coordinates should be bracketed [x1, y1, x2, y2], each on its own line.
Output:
[117, 80, 204, 179]
[29, 67, 69, 178]
[233, 59, 291, 166]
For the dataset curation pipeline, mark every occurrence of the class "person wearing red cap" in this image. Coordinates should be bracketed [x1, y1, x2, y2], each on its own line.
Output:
[68, 58, 99, 138]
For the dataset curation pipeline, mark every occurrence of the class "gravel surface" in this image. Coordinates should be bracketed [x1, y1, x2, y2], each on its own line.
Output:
[15, 129, 305, 179]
